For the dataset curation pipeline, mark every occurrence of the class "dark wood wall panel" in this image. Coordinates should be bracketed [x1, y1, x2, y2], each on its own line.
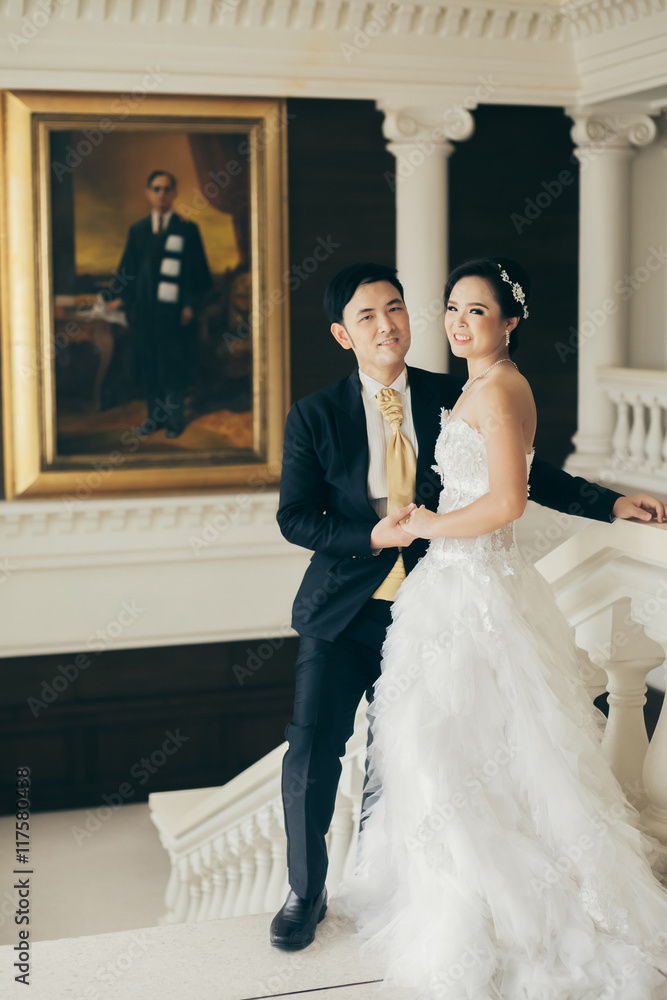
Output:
[1, 640, 299, 813]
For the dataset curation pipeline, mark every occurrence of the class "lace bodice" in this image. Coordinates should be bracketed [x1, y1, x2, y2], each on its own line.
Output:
[426, 409, 534, 575]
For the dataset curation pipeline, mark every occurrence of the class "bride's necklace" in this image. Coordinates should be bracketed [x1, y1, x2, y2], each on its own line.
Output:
[461, 357, 518, 394]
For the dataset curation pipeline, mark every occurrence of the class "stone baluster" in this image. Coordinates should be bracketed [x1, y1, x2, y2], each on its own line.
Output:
[628, 397, 647, 465]
[342, 753, 366, 878]
[264, 803, 288, 911]
[162, 857, 180, 923]
[248, 820, 273, 915]
[186, 880, 203, 924]
[173, 856, 194, 923]
[232, 822, 256, 916]
[206, 836, 227, 920]
[195, 842, 214, 921]
[326, 791, 355, 890]
[611, 394, 630, 460]
[661, 411, 667, 468]
[220, 841, 240, 919]
[645, 400, 663, 470]
[576, 597, 665, 809]
[185, 848, 204, 923]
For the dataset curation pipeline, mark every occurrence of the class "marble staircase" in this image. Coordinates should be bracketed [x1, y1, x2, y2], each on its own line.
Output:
[0, 909, 410, 1000]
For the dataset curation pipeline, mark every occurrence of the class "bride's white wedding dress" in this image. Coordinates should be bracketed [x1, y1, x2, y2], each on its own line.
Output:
[333, 411, 667, 1000]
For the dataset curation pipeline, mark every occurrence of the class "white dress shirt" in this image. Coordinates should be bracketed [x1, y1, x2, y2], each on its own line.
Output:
[358, 367, 418, 519]
[151, 210, 173, 234]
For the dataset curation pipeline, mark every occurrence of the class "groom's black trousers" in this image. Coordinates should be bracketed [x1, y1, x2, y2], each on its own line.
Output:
[281, 597, 393, 900]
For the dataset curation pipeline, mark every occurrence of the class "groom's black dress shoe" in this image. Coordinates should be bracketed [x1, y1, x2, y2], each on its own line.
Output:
[269, 888, 327, 950]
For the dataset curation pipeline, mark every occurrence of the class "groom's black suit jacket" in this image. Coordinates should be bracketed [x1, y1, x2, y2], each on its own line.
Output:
[277, 366, 621, 641]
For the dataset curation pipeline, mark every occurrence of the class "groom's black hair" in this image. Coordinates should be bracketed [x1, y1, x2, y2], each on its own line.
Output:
[324, 262, 405, 326]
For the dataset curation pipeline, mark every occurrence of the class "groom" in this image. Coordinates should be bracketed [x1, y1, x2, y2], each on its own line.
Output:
[270, 261, 663, 950]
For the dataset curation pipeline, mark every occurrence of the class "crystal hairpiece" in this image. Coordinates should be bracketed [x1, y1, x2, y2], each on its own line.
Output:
[496, 265, 529, 320]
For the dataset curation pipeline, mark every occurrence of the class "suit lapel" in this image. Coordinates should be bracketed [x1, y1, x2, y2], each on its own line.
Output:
[334, 370, 376, 517]
[407, 367, 439, 488]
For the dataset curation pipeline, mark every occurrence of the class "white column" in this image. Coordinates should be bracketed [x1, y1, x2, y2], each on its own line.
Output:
[565, 109, 657, 478]
[377, 103, 475, 373]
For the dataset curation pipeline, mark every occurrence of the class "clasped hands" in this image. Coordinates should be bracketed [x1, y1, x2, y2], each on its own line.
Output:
[370, 503, 441, 549]
[370, 492, 667, 551]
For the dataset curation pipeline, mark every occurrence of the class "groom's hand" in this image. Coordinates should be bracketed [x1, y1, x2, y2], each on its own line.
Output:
[370, 504, 417, 550]
[613, 493, 665, 523]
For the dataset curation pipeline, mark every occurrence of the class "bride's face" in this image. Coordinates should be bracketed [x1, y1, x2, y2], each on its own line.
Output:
[445, 276, 513, 362]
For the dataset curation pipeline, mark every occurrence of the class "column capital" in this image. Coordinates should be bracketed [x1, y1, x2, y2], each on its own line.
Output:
[567, 107, 657, 153]
[376, 102, 475, 148]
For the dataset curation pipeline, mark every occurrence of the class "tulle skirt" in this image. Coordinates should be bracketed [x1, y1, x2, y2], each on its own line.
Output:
[332, 543, 667, 1000]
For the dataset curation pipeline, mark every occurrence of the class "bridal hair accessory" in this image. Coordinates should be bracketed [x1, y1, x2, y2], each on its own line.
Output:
[496, 265, 529, 320]
[461, 358, 518, 394]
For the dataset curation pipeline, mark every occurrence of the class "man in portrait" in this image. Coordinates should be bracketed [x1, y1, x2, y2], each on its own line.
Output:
[109, 169, 212, 438]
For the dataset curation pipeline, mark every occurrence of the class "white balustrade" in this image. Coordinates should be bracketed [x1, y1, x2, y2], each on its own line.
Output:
[150, 706, 370, 923]
[598, 367, 667, 492]
[150, 518, 667, 921]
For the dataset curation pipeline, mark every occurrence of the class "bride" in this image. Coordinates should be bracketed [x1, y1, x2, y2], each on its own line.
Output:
[332, 257, 667, 1000]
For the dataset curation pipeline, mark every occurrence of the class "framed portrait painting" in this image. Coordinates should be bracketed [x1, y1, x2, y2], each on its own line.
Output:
[0, 92, 289, 498]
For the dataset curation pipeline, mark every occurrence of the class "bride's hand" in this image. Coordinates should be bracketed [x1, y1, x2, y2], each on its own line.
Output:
[402, 505, 442, 539]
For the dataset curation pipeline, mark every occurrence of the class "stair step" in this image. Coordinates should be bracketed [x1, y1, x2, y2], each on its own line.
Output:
[0, 909, 413, 1000]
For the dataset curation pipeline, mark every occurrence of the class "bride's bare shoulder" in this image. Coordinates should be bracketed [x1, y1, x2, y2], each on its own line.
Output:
[475, 367, 536, 426]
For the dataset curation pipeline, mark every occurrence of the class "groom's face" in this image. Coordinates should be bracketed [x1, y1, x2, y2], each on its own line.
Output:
[330, 280, 411, 383]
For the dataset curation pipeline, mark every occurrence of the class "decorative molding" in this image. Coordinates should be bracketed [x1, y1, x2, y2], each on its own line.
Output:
[379, 102, 476, 145]
[0, 0, 661, 39]
[568, 0, 667, 39]
[0, 1, 664, 110]
[0, 491, 281, 545]
[568, 107, 659, 148]
[0, 491, 310, 657]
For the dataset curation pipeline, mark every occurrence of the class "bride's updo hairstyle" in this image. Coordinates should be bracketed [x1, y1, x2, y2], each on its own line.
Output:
[443, 256, 531, 355]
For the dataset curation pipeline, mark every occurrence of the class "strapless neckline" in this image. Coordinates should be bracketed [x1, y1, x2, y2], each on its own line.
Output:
[443, 408, 535, 462]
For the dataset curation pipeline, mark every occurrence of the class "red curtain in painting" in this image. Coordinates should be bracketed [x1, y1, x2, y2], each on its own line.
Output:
[187, 133, 251, 268]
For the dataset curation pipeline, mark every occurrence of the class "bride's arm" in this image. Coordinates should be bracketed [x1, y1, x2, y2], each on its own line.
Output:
[404, 384, 529, 539]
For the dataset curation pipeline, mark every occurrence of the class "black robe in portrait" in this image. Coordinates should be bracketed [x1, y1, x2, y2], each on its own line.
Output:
[116, 213, 212, 396]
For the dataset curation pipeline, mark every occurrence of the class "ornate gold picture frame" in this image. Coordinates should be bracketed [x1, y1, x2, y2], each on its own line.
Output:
[0, 91, 289, 499]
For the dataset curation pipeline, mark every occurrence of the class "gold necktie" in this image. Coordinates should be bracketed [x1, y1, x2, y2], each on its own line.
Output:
[372, 387, 417, 601]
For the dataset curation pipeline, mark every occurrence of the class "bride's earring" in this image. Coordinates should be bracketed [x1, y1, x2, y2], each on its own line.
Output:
[505, 329, 511, 347]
